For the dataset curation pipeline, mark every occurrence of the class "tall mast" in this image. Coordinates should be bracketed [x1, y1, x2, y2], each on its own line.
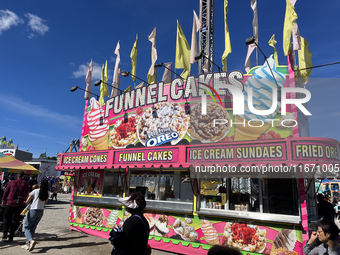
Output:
[199, 0, 214, 74]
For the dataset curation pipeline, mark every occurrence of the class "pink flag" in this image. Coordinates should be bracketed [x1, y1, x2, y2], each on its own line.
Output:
[161, 62, 172, 84]
[244, 0, 258, 73]
[148, 27, 157, 76]
[290, 0, 301, 51]
[111, 41, 121, 98]
[84, 59, 93, 100]
[190, 10, 201, 64]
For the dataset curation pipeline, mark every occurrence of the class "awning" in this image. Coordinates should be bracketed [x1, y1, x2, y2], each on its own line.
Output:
[0, 152, 39, 174]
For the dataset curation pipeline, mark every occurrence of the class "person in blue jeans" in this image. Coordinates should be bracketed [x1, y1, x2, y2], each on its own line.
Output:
[22, 179, 49, 252]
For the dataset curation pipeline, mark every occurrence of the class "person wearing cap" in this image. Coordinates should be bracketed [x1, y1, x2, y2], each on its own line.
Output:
[112, 192, 150, 255]
[1, 171, 29, 242]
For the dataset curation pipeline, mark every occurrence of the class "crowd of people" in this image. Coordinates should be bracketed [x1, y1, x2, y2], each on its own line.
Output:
[1, 172, 340, 254]
[0, 172, 70, 252]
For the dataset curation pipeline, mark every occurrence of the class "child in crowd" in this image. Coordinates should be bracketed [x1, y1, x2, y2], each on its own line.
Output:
[51, 183, 58, 201]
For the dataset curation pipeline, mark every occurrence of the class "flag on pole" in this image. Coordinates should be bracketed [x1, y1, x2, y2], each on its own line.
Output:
[0, 136, 7, 147]
[190, 10, 201, 64]
[135, 82, 144, 89]
[99, 61, 109, 106]
[162, 62, 172, 84]
[124, 85, 131, 93]
[27, 147, 29, 152]
[290, 0, 301, 51]
[8, 139, 14, 148]
[84, 59, 93, 100]
[244, 0, 258, 72]
[298, 36, 313, 84]
[147, 27, 157, 84]
[283, 0, 298, 56]
[268, 34, 279, 66]
[111, 41, 121, 98]
[222, 0, 232, 72]
[175, 20, 191, 80]
[130, 35, 138, 82]
[16, 143, 19, 150]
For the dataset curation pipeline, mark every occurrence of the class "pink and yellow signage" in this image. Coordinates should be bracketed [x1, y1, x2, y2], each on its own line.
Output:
[76, 169, 104, 197]
[79, 59, 301, 152]
[114, 148, 179, 164]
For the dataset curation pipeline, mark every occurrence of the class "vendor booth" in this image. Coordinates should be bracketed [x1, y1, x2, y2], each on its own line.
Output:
[0, 152, 39, 175]
[56, 55, 340, 255]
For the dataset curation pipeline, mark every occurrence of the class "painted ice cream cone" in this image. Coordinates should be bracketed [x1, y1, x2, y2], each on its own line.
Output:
[73, 206, 82, 223]
[87, 98, 109, 150]
[234, 115, 271, 141]
[234, 55, 286, 141]
[201, 219, 219, 245]
[105, 209, 119, 228]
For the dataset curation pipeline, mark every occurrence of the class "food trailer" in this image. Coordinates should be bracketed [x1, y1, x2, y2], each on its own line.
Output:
[56, 54, 340, 255]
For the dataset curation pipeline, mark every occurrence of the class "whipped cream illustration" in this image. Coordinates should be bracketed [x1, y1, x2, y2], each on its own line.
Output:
[240, 55, 286, 123]
[87, 98, 109, 143]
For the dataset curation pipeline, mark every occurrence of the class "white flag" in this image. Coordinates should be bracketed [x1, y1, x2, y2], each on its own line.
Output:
[190, 10, 201, 64]
[162, 62, 172, 84]
[244, 0, 258, 73]
[290, 0, 301, 51]
[84, 59, 93, 100]
[148, 27, 157, 76]
[111, 41, 121, 98]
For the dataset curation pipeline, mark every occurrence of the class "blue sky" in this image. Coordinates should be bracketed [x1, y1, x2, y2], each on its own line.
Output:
[0, 0, 339, 158]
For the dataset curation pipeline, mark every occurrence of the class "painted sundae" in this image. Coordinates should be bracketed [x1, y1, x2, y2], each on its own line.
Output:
[234, 55, 286, 141]
[154, 215, 169, 237]
[87, 98, 109, 150]
[270, 229, 298, 255]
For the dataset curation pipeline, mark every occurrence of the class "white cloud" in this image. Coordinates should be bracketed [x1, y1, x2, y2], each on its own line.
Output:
[0, 95, 82, 130]
[24, 13, 49, 38]
[72, 61, 102, 81]
[0, 9, 24, 35]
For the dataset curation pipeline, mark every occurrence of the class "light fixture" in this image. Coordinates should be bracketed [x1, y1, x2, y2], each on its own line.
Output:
[154, 62, 183, 79]
[184, 102, 191, 115]
[120, 70, 149, 85]
[70, 86, 99, 100]
[194, 52, 223, 72]
[124, 112, 128, 123]
[244, 36, 280, 89]
[94, 80, 125, 94]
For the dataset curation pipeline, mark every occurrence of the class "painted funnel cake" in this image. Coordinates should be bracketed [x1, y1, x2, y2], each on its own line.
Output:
[234, 55, 286, 141]
[87, 98, 109, 150]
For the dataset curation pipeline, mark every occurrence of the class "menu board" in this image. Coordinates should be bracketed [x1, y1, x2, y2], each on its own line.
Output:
[76, 170, 104, 197]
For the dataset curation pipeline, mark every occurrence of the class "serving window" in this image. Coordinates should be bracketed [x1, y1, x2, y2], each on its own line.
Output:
[128, 169, 193, 202]
[102, 169, 125, 198]
[200, 177, 299, 216]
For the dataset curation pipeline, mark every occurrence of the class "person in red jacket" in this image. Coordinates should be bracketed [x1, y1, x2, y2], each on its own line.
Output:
[1, 171, 29, 242]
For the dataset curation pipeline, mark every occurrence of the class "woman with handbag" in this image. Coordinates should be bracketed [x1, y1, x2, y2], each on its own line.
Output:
[110, 192, 150, 255]
[21, 179, 50, 252]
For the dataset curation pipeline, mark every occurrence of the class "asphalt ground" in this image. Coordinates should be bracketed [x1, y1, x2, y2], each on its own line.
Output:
[0, 193, 178, 255]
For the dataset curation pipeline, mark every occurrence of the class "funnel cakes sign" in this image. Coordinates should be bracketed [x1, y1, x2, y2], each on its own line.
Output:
[80, 58, 302, 151]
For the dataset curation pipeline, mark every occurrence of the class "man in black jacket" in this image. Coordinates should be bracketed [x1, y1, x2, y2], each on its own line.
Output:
[317, 194, 335, 221]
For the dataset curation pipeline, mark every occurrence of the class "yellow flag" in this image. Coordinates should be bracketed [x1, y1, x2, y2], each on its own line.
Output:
[124, 85, 131, 93]
[268, 34, 279, 66]
[298, 36, 313, 84]
[99, 61, 109, 106]
[222, 0, 232, 72]
[283, 0, 298, 56]
[147, 69, 157, 84]
[175, 20, 191, 80]
[130, 34, 138, 82]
